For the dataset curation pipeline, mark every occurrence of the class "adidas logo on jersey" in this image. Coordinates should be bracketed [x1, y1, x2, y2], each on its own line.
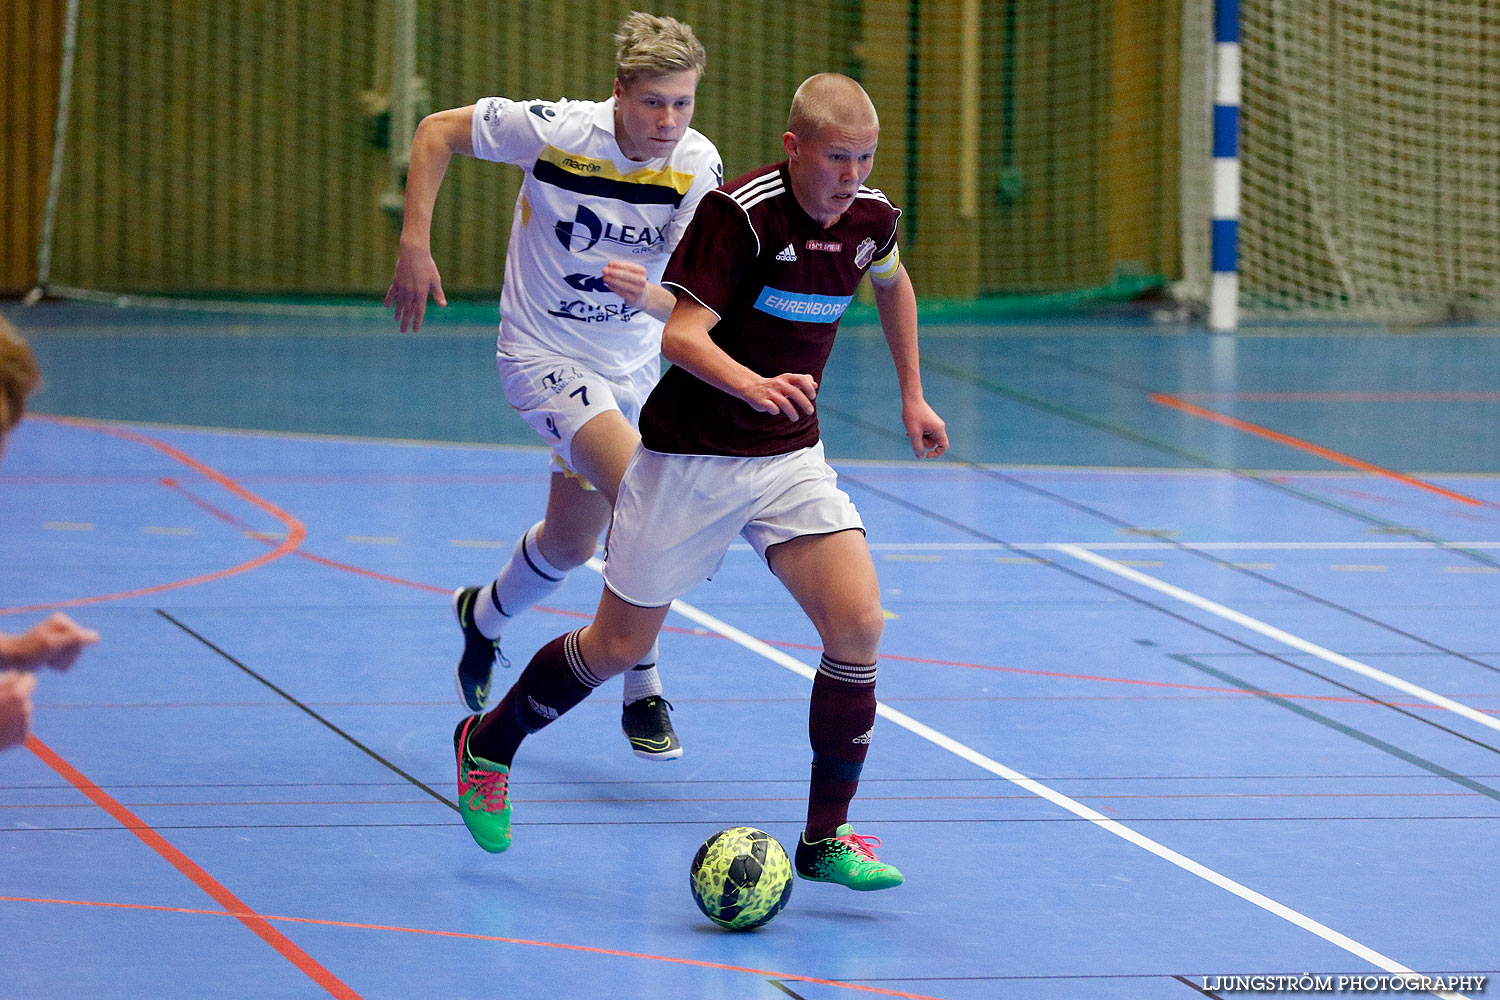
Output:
[775, 243, 798, 262]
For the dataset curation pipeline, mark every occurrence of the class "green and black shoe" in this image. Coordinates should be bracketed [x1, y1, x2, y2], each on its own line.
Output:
[794, 824, 903, 891]
[451, 586, 506, 714]
[621, 696, 683, 760]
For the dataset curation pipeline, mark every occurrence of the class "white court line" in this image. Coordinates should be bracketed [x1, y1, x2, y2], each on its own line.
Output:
[859, 541, 1500, 552]
[582, 558, 1468, 997]
[1057, 544, 1500, 736]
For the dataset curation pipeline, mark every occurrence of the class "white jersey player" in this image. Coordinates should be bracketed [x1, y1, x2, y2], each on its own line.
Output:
[386, 13, 721, 759]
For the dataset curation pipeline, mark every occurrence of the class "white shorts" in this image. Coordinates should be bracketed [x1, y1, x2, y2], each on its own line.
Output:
[496, 348, 659, 478]
[602, 441, 865, 607]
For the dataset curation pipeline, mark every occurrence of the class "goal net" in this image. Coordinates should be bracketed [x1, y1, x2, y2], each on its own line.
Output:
[1180, 0, 1500, 322]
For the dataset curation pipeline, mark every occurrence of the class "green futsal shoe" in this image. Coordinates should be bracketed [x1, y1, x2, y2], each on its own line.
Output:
[452, 586, 506, 714]
[453, 716, 512, 853]
[794, 824, 904, 891]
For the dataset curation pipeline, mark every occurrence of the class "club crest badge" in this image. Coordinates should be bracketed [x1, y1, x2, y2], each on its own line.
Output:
[855, 237, 877, 269]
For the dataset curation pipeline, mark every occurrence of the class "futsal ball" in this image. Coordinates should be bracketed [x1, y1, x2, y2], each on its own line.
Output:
[689, 826, 794, 930]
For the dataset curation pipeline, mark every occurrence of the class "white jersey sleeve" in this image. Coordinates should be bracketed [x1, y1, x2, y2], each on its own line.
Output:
[471, 97, 571, 166]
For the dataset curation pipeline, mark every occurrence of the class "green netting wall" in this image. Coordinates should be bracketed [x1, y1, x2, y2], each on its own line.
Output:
[41, 0, 1182, 308]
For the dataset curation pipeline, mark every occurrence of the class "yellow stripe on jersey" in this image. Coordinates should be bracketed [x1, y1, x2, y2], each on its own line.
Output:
[537, 146, 695, 196]
[870, 242, 901, 281]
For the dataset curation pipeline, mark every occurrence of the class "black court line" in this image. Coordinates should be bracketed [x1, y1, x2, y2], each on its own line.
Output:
[1174, 974, 1226, 997]
[10, 773, 1500, 792]
[156, 609, 459, 812]
[822, 400, 1500, 680]
[12, 815, 1498, 834]
[767, 981, 810, 999]
[1170, 654, 1500, 805]
[830, 469, 1500, 765]
[6, 791, 1494, 808]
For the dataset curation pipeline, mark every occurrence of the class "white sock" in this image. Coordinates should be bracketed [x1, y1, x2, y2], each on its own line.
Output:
[623, 639, 663, 704]
[475, 521, 567, 638]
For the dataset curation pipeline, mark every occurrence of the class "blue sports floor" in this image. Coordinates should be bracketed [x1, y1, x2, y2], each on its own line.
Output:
[2, 302, 1498, 998]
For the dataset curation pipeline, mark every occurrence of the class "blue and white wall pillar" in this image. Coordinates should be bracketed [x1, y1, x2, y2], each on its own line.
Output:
[1211, 0, 1240, 331]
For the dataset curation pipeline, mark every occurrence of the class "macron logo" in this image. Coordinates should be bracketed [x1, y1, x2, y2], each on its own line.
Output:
[775, 243, 798, 262]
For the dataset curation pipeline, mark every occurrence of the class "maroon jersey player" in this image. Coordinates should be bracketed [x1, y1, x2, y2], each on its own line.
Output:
[452, 74, 946, 892]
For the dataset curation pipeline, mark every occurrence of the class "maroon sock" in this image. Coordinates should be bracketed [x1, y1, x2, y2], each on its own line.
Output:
[467, 629, 603, 767]
[805, 654, 878, 840]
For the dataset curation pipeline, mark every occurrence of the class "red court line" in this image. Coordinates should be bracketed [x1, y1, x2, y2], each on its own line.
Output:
[0, 895, 947, 1000]
[177, 476, 1496, 714]
[146, 451, 1497, 715]
[1178, 391, 1500, 403]
[23, 738, 361, 999]
[1, 417, 307, 616]
[1150, 393, 1486, 507]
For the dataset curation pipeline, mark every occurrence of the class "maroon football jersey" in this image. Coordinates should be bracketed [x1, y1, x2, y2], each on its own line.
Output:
[642, 161, 901, 457]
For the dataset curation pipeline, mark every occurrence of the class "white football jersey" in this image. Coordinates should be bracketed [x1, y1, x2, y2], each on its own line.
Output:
[471, 96, 723, 375]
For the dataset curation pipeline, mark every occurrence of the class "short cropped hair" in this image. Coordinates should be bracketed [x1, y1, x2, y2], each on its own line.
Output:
[0, 317, 41, 438]
[787, 73, 879, 138]
[614, 11, 707, 86]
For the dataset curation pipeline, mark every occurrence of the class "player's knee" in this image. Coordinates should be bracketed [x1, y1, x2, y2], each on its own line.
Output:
[544, 535, 595, 570]
[588, 629, 657, 674]
[823, 602, 884, 659]
[536, 524, 596, 570]
[853, 603, 886, 650]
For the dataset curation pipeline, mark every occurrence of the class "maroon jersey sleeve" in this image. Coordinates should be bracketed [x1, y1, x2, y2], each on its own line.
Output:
[877, 213, 899, 257]
[661, 190, 757, 317]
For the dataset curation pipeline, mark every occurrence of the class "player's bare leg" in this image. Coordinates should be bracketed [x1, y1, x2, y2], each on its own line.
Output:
[769, 529, 903, 890]
[576, 587, 674, 677]
[562, 408, 637, 505]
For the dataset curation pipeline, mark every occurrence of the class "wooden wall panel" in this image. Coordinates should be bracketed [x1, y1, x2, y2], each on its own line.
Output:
[0, 0, 66, 293]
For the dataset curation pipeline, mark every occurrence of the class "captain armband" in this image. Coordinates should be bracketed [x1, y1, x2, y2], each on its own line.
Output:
[868, 242, 901, 283]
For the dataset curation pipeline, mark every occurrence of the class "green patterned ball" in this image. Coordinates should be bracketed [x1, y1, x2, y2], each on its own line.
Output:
[689, 826, 794, 930]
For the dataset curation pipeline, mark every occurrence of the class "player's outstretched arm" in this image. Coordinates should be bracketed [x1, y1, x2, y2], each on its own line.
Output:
[0, 613, 100, 672]
[871, 264, 947, 458]
[602, 262, 679, 322]
[385, 106, 477, 332]
[661, 297, 817, 421]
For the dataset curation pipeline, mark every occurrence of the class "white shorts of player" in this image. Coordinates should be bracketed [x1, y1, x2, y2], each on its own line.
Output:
[602, 441, 865, 608]
[496, 347, 660, 480]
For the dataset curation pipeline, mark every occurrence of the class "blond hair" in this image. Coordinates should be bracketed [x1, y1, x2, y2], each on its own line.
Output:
[614, 11, 706, 85]
[787, 73, 879, 138]
[0, 316, 41, 438]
